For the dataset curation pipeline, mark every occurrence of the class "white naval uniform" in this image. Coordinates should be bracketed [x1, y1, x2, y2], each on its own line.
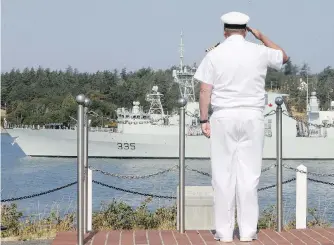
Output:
[194, 34, 283, 240]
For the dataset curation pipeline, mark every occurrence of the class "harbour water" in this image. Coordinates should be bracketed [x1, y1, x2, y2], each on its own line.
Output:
[1, 133, 334, 225]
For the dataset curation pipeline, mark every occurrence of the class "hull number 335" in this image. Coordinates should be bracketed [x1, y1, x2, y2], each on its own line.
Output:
[117, 143, 135, 150]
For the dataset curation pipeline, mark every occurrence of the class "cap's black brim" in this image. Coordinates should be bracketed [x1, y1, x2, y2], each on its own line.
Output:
[224, 24, 246, 29]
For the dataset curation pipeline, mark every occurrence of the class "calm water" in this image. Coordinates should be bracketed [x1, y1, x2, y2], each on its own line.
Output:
[1, 133, 334, 225]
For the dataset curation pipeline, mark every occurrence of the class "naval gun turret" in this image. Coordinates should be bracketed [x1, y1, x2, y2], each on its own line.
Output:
[131, 101, 141, 119]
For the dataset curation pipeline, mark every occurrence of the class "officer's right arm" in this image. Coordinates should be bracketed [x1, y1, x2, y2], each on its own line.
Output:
[266, 47, 285, 71]
[260, 35, 289, 70]
[247, 27, 288, 66]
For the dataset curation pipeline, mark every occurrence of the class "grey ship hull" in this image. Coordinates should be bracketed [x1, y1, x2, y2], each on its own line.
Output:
[5, 91, 334, 160]
[6, 127, 334, 160]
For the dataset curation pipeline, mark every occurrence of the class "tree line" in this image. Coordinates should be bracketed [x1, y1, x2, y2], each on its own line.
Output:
[1, 60, 333, 127]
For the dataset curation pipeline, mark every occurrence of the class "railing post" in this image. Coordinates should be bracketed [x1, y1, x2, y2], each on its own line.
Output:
[76, 94, 85, 245]
[275, 96, 283, 232]
[178, 97, 187, 233]
[83, 97, 91, 234]
[87, 168, 93, 232]
[296, 164, 307, 229]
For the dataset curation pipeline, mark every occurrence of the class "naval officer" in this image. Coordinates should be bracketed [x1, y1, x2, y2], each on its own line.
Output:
[194, 12, 288, 242]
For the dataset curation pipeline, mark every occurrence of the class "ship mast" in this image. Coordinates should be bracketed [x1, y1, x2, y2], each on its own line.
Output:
[306, 72, 309, 115]
[172, 32, 197, 102]
[179, 31, 184, 71]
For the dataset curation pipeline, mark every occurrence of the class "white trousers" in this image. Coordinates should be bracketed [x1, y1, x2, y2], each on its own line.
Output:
[210, 108, 264, 240]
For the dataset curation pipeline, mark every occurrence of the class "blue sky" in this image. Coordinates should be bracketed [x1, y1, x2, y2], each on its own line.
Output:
[1, 0, 334, 74]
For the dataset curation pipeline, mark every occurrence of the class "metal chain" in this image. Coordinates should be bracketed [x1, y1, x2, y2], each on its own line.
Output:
[185, 163, 277, 178]
[307, 178, 334, 186]
[186, 111, 198, 118]
[283, 164, 334, 177]
[186, 163, 333, 179]
[88, 165, 178, 179]
[93, 178, 296, 199]
[92, 180, 176, 199]
[282, 111, 334, 128]
[258, 178, 296, 191]
[264, 110, 276, 117]
[185, 166, 211, 177]
[6, 176, 332, 203]
[260, 164, 278, 173]
[1, 181, 77, 202]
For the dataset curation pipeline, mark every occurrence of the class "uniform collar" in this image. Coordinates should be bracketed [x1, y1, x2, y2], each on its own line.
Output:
[225, 34, 245, 41]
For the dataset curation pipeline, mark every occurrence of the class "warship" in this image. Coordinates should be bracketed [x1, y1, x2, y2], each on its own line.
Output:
[5, 34, 334, 159]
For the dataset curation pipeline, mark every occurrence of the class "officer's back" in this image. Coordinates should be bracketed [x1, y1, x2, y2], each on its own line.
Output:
[206, 35, 280, 112]
[194, 11, 288, 242]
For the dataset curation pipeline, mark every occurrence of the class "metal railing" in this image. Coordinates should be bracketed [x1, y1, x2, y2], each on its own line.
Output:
[75, 94, 91, 245]
[275, 97, 284, 232]
[178, 97, 187, 233]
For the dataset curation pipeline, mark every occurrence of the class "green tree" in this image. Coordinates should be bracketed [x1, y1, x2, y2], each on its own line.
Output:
[1, 62, 333, 125]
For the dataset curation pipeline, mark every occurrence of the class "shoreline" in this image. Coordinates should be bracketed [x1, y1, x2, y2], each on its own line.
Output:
[1, 237, 54, 242]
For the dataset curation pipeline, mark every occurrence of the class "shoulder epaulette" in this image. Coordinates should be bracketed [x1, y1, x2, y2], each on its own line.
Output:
[205, 42, 221, 53]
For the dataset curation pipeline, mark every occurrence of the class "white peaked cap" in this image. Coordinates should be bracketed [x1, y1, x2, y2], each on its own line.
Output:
[220, 11, 250, 26]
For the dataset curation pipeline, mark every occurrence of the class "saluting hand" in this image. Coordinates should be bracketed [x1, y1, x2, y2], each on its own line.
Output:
[247, 26, 262, 40]
[201, 122, 211, 138]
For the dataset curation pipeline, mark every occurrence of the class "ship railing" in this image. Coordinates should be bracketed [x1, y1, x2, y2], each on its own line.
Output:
[89, 127, 117, 133]
[282, 111, 334, 129]
[6, 124, 76, 130]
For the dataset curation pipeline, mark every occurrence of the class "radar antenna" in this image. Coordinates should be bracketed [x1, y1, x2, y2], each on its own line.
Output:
[146, 86, 165, 118]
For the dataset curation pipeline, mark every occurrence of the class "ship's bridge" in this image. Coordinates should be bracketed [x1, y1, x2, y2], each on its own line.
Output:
[116, 101, 150, 122]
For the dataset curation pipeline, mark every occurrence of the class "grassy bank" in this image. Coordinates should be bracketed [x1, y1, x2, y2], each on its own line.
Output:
[1, 198, 331, 241]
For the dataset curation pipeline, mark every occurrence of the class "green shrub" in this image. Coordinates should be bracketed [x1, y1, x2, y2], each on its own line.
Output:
[92, 197, 176, 230]
[1, 203, 75, 240]
[1, 203, 23, 237]
[1, 200, 331, 241]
